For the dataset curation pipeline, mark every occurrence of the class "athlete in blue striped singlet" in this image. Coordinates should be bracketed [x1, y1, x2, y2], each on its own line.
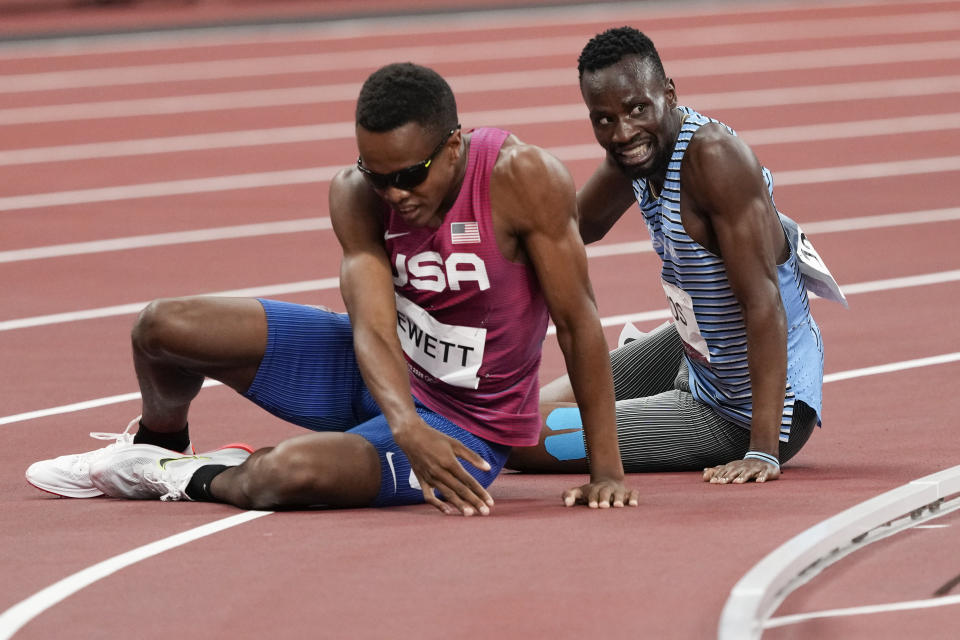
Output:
[508, 27, 845, 484]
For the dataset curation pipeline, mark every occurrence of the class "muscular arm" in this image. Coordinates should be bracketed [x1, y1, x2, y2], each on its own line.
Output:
[330, 169, 493, 514]
[330, 169, 419, 432]
[576, 154, 637, 244]
[683, 126, 788, 482]
[493, 141, 637, 507]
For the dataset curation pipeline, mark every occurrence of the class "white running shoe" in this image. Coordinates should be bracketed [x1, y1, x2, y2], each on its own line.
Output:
[25, 416, 194, 498]
[90, 443, 252, 501]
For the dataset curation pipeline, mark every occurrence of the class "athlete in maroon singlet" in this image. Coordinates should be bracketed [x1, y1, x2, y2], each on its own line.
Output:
[27, 63, 638, 516]
[387, 128, 548, 446]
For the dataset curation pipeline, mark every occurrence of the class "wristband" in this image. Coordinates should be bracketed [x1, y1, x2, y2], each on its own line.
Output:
[743, 450, 780, 471]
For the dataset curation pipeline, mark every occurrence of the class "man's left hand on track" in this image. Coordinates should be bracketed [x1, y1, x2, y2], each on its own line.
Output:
[562, 479, 639, 508]
[702, 459, 781, 484]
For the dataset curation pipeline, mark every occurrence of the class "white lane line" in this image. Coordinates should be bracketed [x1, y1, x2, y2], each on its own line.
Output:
[5, 108, 960, 167]
[0, 510, 272, 640]
[0, 276, 340, 332]
[3, 149, 960, 213]
[0, 167, 338, 212]
[3, 263, 960, 337]
[4, 70, 959, 126]
[0, 380, 221, 427]
[5, 204, 960, 267]
[0, 218, 332, 264]
[2, 37, 957, 95]
[764, 594, 960, 629]
[0, 2, 949, 60]
[823, 352, 960, 384]
[3, 276, 960, 426]
[914, 524, 951, 529]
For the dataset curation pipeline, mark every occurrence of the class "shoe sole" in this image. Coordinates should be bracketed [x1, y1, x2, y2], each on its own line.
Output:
[215, 443, 254, 454]
[25, 476, 103, 499]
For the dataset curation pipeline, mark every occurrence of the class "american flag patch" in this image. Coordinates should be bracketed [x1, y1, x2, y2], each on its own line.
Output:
[450, 221, 480, 244]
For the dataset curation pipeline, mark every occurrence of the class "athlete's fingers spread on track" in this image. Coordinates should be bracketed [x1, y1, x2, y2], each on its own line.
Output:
[420, 480, 459, 516]
[563, 486, 584, 507]
[452, 441, 494, 507]
[419, 455, 492, 516]
[702, 465, 723, 482]
[395, 425, 492, 515]
[564, 481, 639, 508]
[704, 460, 780, 484]
[438, 466, 493, 516]
[591, 484, 613, 509]
[610, 485, 640, 508]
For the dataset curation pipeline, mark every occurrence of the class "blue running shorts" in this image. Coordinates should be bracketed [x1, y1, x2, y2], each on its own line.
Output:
[244, 299, 510, 506]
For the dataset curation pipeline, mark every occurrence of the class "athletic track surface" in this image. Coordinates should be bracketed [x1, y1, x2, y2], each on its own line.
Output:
[1, 1, 959, 638]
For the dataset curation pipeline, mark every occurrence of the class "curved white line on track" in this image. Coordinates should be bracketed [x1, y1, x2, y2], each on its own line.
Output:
[718, 466, 960, 639]
[764, 593, 960, 630]
[1, 345, 957, 638]
[0, 510, 272, 640]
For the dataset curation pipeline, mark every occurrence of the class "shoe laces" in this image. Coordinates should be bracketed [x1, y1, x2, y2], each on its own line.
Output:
[143, 462, 185, 502]
[88, 415, 140, 449]
[71, 416, 140, 475]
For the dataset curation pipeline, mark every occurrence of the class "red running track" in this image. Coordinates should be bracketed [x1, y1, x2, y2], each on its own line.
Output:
[1, 1, 960, 638]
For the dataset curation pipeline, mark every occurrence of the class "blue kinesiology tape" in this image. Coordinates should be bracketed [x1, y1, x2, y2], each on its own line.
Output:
[545, 407, 583, 431]
[544, 408, 586, 461]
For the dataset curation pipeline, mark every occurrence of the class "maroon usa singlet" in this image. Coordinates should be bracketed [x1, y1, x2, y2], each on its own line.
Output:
[384, 127, 549, 446]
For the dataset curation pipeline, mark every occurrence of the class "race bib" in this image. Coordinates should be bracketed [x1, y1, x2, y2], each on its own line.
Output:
[395, 294, 486, 389]
[661, 280, 711, 364]
[780, 213, 848, 308]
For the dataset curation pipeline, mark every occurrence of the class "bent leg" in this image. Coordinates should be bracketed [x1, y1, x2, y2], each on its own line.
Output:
[133, 297, 268, 433]
[539, 321, 685, 404]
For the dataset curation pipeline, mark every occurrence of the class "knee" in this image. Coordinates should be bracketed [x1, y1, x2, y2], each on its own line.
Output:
[239, 443, 336, 509]
[131, 298, 200, 357]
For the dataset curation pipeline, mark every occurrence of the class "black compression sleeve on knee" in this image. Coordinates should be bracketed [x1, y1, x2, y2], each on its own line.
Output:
[185, 464, 229, 502]
[133, 421, 191, 453]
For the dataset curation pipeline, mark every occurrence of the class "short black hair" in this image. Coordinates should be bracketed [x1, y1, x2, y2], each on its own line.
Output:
[577, 26, 666, 81]
[355, 62, 458, 138]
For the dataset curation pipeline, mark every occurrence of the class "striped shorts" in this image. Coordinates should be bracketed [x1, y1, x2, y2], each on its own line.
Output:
[604, 322, 817, 472]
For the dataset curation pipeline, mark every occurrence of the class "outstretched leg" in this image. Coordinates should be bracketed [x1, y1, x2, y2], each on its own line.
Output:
[211, 432, 382, 510]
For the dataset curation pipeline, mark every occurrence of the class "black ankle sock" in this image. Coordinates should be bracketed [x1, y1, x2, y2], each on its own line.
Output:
[133, 420, 191, 453]
[185, 465, 229, 502]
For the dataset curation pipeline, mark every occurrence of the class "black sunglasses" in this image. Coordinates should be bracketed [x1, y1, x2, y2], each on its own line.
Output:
[357, 125, 461, 191]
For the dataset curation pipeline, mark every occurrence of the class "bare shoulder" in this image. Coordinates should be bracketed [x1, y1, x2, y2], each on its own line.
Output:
[491, 135, 576, 231]
[683, 121, 767, 208]
[329, 165, 385, 243]
[685, 122, 756, 171]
